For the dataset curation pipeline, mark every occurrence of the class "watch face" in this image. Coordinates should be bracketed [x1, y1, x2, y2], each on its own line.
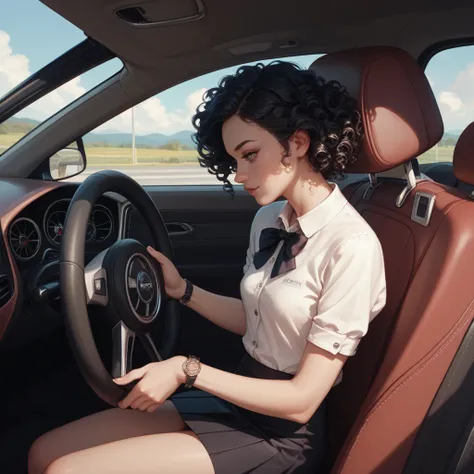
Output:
[184, 358, 201, 376]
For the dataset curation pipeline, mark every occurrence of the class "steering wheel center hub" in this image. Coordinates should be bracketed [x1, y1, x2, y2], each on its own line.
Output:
[100, 239, 165, 332]
[125, 253, 160, 322]
[137, 271, 154, 302]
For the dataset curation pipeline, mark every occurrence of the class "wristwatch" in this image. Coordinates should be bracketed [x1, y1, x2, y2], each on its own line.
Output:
[182, 355, 201, 388]
[179, 279, 193, 305]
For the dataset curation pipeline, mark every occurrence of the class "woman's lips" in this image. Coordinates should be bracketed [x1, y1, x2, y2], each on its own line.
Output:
[245, 186, 259, 195]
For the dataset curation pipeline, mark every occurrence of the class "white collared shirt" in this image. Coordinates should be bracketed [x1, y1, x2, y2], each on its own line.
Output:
[240, 183, 386, 376]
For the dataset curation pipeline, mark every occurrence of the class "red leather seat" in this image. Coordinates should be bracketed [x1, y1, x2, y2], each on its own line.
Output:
[453, 121, 474, 196]
[309, 47, 474, 473]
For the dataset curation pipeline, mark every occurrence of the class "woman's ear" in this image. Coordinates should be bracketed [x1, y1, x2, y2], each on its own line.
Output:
[289, 130, 310, 158]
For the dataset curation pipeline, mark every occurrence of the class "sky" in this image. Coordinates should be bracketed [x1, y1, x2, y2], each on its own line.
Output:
[1, 1, 474, 137]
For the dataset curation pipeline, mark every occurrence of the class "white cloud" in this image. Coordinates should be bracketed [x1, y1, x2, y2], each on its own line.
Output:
[0, 30, 30, 96]
[439, 91, 462, 112]
[437, 62, 474, 131]
[23, 76, 87, 121]
[96, 87, 206, 135]
[0, 29, 87, 121]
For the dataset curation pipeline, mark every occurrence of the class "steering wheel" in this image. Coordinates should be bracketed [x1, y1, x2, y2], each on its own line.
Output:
[59, 170, 181, 406]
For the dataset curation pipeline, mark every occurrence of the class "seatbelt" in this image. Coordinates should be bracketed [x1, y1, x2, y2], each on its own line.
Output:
[403, 317, 474, 474]
[448, 411, 474, 474]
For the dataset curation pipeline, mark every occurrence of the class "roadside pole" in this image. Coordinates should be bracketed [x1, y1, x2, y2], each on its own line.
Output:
[132, 106, 137, 165]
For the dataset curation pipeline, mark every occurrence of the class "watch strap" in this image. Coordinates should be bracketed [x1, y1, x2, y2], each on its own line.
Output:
[184, 374, 197, 389]
[179, 279, 193, 305]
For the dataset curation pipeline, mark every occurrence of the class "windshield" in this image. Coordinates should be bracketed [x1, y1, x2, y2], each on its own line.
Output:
[0, 0, 122, 156]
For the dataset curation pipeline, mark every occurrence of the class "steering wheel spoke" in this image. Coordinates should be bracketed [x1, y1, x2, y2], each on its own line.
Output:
[111, 322, 162, 381]
[138, 332, 162, 362]
[112, 321, 136, 378]
[84, 248, 109, 306]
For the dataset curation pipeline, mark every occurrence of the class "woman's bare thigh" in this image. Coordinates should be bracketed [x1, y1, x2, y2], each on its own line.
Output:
[45, 431, 214, 474]
[28, 400, 186, 474]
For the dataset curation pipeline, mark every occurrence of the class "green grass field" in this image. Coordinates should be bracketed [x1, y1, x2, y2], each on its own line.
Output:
[0, 133, 24, 147]
[418, 146, 454, 164]
[86, 147, 199, 165]
[0, 132, 455, 166]
[0, 133, 200, 165]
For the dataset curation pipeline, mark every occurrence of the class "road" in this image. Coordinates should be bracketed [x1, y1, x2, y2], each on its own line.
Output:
[69, 165, 237, 186]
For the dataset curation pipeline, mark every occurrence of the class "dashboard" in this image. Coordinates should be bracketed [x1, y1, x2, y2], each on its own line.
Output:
[0, 179, 133, 348]
[0, 178, 139, 356]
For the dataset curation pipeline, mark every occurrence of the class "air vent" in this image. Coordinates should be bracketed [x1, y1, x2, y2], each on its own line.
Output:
[0, 274, 11, 308]
[9, 217, 42, 261]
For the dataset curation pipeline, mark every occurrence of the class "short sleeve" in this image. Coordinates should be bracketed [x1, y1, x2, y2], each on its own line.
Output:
[307, 233, 386, 356]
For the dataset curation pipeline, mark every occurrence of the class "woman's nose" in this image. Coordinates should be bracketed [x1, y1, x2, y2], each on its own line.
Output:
[234, 167, 247, 184]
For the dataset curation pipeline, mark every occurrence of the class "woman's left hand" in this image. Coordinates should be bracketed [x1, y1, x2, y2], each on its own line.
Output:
[114, 356, 185, 412]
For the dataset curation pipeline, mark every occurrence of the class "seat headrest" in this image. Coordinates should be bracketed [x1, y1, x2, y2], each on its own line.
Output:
[310, 47, 444, 173]
[453, 122, 474, 186]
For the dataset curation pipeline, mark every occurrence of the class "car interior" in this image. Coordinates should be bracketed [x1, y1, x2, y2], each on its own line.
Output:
[1, 1, 474, 473]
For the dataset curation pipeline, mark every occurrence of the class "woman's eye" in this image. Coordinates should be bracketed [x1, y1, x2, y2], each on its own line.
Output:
[243, 151, 257, 162]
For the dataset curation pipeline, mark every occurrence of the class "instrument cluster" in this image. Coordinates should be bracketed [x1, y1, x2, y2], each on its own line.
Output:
[7, 191, 119, 266]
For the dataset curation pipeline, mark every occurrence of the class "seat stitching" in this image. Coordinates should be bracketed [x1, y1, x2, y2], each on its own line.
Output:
[341, 310, 472, 472]
[340, 301, 474, 473]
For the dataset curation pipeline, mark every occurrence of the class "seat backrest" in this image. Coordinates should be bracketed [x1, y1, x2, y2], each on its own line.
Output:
[453, 121, 474, 196]
[400, 121, 474, 474]
[310, 47, 474, 474]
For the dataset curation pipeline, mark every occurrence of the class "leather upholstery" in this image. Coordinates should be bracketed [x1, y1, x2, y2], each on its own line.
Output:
[310, 48, 474, 473]
[335, 179, 474, 474]
[453, 121, 474, 186]
[311, 46, 443, 173]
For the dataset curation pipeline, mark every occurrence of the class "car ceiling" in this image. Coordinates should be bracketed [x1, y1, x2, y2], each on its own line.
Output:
[42, 0, 474, 79]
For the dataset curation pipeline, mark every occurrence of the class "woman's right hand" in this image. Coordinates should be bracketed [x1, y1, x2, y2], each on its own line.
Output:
[146, 246, 186, 300]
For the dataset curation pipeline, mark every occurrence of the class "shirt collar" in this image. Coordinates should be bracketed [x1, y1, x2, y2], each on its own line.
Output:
[277, 183, 348, 238]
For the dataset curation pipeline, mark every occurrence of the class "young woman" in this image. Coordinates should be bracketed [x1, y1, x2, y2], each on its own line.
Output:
[28, 61, 386, 474]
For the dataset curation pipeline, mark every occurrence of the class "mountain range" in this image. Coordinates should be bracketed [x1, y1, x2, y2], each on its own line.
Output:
[0, 117, 195, 148]
[83, 129, 195, 148]
[0, 116, 464, 148]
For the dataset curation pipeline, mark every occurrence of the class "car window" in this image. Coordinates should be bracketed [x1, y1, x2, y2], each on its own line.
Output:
[67, 54, 322, 186]
[0, 0, 123, 156]
[419, 45, 474, 165]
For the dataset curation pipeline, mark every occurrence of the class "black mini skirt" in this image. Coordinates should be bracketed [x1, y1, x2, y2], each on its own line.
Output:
[171, 352, 327, 474]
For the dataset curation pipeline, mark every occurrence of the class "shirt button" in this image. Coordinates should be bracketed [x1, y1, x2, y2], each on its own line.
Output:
[254, 309, 258, 316]
[257, 283, 263, 289]
[333, 342, 340, 349]
[252, 340, 257, 346]
[270, 257, 275, 263]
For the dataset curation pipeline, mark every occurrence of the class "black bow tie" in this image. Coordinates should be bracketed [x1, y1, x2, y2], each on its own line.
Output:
[253, 227, 308, 278]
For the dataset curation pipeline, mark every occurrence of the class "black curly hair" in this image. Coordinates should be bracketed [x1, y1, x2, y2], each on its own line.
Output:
[192, 61, 364, 196]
